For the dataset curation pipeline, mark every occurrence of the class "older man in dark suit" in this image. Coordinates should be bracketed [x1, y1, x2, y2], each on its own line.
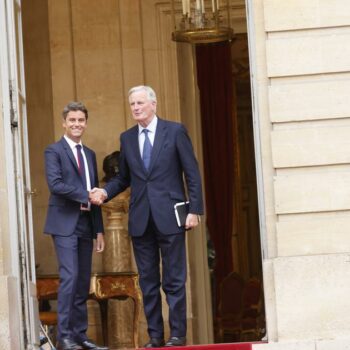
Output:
[44, 102, 108, 350]
[90, 86, 204, 347]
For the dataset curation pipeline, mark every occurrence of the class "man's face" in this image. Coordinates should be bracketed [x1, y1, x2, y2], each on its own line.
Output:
[62, 110, 87, 142]
[129, 90, 156, 127]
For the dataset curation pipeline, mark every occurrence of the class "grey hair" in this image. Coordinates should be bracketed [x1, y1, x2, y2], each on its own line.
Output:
[128, 85, 157, 103]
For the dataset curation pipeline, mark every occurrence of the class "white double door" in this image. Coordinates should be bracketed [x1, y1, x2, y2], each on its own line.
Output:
[0, 0, 39, 348]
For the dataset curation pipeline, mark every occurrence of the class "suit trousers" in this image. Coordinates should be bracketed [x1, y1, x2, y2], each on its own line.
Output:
[53, 212, 93, 342]
[131, 215, 187, 338]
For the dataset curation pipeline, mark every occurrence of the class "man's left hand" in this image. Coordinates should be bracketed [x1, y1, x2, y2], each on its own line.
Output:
[95, 233, 105, 253]
[185, 213, 200, 230]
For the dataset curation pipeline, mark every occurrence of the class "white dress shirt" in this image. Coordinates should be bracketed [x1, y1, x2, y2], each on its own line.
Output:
[64, 135, 91, 209]
[138, 115, 157, 156]
[105, 116, 158, 199]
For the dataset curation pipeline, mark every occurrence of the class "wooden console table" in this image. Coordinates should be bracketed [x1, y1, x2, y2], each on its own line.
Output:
[36, 272, 142, 348]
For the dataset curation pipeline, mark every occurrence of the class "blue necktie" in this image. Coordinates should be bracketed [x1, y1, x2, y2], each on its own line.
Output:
[76, 144, 87, 190]
[142, 129, 152, 170]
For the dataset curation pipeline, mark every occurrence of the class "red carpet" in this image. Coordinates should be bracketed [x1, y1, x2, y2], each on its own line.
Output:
[140, 343, 258, 350]
[172, 343, 252, 350]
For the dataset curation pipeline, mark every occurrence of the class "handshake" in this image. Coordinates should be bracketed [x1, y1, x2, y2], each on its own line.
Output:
[89, 188, 107, 206]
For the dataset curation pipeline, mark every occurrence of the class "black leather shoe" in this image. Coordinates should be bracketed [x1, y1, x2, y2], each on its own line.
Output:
[79, 340, 109, 350]
[144, 338, 165, 348]
[164, 336, 186, 347]
[56, 338, 83, 350]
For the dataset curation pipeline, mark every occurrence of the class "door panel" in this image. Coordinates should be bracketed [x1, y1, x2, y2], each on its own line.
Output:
[1, 0, 39, 347]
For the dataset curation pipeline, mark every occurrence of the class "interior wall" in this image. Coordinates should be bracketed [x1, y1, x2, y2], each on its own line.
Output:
[47, 0, 182, 169]
[48, 0, 126, 179]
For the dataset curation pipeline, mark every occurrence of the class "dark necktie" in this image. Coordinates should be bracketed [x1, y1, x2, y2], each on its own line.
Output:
[76, 144, 87, 190]
[142, 129, 152, 170]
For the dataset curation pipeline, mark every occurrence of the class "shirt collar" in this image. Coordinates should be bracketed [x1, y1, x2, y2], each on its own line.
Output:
[64, 135, 82, 150]
[138, 115, 158, 135]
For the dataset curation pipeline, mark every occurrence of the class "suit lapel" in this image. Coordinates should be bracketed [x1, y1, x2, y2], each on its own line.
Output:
[84, 147, 95, 187]
[148, 118, 167, 173]
[129, 125, 146, 174]
[60, 137, 80, 175]
[128, 119, 167, 176]
[61, 137, 94, 187]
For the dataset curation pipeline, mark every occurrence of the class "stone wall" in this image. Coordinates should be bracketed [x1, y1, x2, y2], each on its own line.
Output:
[249, 0, 350, 348]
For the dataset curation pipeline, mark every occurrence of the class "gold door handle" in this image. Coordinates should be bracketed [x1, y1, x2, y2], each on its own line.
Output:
[26, 188, 37, 196]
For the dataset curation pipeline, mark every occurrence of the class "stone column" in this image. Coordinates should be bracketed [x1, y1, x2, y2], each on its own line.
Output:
[102, 189, 134, 348]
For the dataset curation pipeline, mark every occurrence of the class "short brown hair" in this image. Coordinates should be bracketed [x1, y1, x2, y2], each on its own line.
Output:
[62, 101, 88, 120]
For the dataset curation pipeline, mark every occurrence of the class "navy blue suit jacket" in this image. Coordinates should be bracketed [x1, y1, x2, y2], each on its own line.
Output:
[104, 118, 203, 236]
[44, 137, 104, 237]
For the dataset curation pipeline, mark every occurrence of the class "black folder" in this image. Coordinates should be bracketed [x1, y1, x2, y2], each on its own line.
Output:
[174, 201, 190, 227]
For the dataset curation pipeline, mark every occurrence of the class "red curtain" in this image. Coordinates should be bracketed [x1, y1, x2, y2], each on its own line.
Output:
[195, 42, 235, 309]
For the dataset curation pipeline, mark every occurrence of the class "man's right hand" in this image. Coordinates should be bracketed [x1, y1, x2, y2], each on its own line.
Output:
[89, 188, 107, 205]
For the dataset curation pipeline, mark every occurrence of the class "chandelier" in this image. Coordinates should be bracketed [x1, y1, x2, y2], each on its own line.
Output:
[171, 0, 234, 44]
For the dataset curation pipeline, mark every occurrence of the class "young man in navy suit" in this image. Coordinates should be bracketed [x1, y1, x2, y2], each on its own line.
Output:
[44, 102, 108, 350]
[90, 86, 204, 347]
